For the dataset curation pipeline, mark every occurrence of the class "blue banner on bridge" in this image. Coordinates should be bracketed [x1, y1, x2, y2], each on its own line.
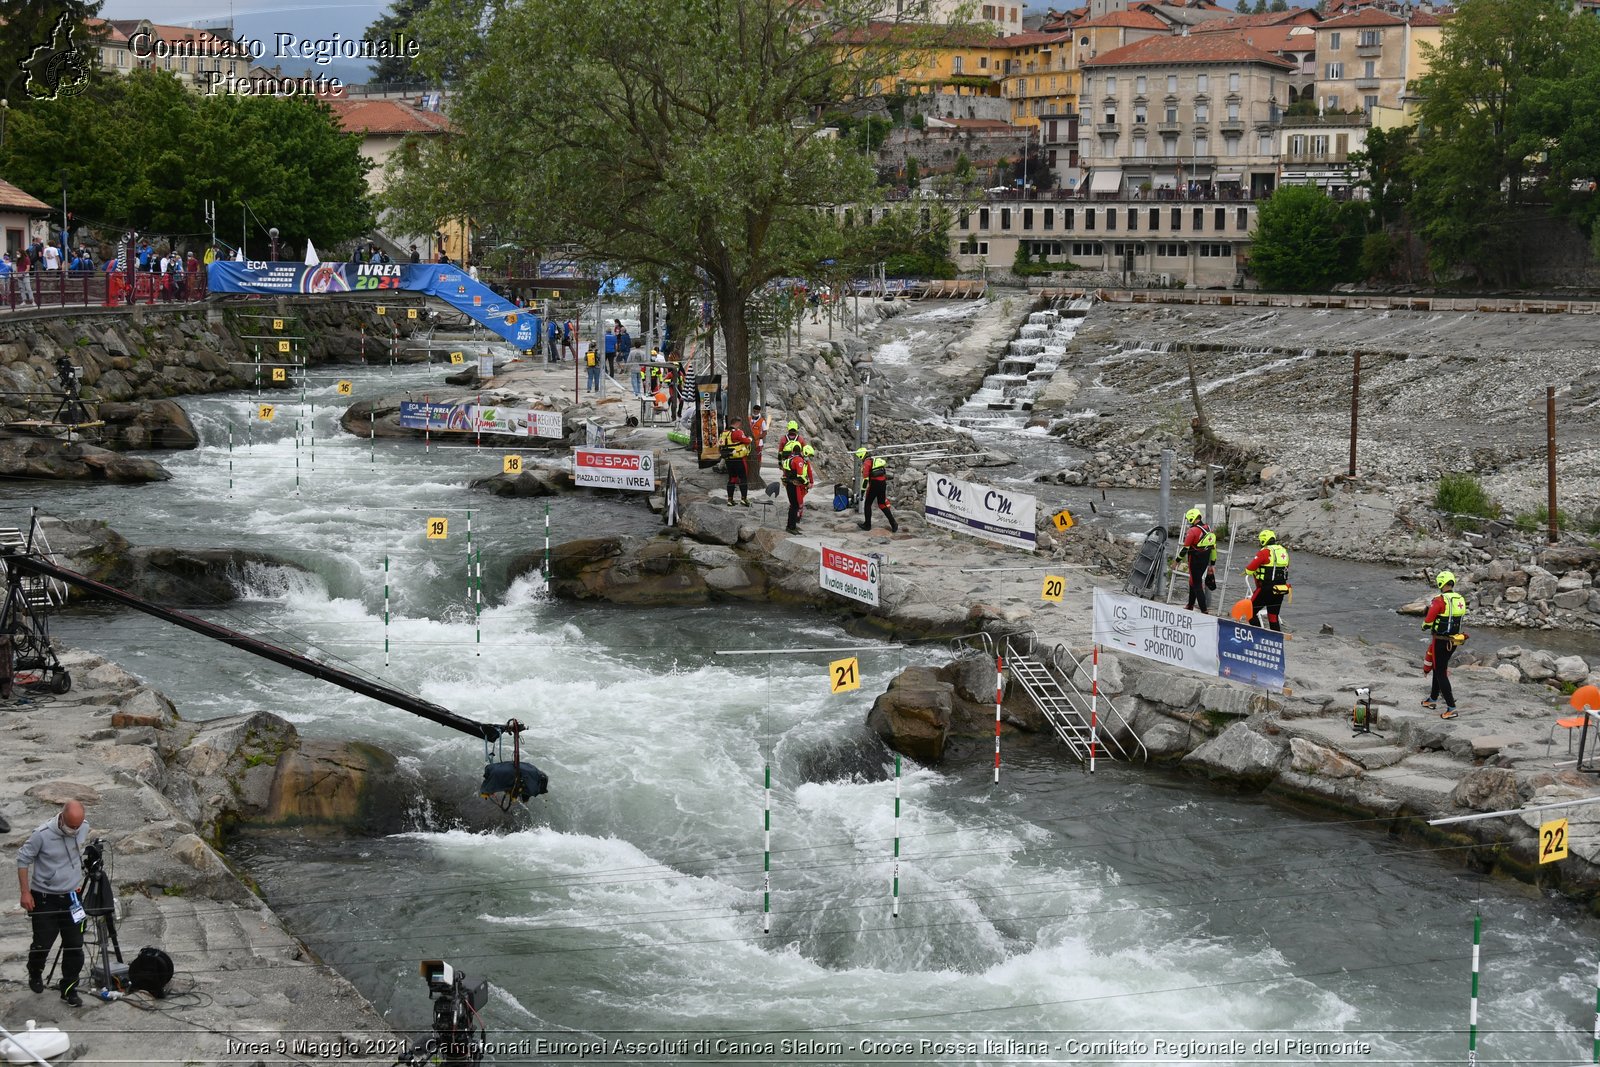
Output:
[1215, 620, 1287, 691]
[207, 261, 543, 351]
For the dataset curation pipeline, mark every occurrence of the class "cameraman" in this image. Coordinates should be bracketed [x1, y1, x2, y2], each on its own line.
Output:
[17, 800, 90, 1006]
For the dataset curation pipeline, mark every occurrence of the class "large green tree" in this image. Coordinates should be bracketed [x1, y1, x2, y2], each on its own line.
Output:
[1409, 0, 1600, 282]
[387, 0, 935, 420]
[362, 0, 462, 85]
[0, 70, 374, 252]
[1247, 185, 1358, 291]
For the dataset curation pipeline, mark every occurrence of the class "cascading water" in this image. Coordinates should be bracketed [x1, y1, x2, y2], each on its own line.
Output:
[8, 352, 1600, 1065]
[953, 301, 1089, 431]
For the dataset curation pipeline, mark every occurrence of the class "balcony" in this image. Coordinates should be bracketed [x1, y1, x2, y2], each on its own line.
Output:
[1356, 44, 1383, 57]
[1219, 120, 1244, 133]
[1284, 152, 1349, 165]
[1096, 121, 1121, 134]
[1355, 78, 1380, 90]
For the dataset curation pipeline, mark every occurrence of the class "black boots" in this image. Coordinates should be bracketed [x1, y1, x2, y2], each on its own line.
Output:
[28, 970, 43, 994]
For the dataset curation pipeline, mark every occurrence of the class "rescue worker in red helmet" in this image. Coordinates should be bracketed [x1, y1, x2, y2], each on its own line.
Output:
[1243, 529, 1289, 631]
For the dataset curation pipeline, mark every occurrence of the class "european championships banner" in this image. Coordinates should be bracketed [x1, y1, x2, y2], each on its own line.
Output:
[1091, 589, 1286, 691]
[206, 261, 543, 350]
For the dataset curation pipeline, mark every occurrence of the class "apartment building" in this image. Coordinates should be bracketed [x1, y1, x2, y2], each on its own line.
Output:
[1278, 114, 1369, 194]
[876, 0, 1023, 33]
[1080, 34, 1292, 199]
[1000, 31, 1078, 125]
[100, 19, 254, 91]
[838, 23, 1007, 102]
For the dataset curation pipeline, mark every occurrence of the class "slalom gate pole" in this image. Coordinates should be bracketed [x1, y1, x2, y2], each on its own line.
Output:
[763, 764, 771, 935]
[369, 424, 375, 472]
[892, 753, 901, 919]
[475, 393, 482, 454]
[254, 344, 261, 396]
[1591, 955, 1599, 1064]
[293, 411, 301, 494]
[993, 654, 1003, 785]
[474, 548, 482, 656]
[360, 323, 365, 365]
[1468, 912, 1481, 1066]
[1091, 644, 1100, 774]
[465, 511, 473, 606]
[383, 555, 390, 669]
[227, 427, 233, 493]
[543, 503, 551, 579]
[424, 394, 430, 454]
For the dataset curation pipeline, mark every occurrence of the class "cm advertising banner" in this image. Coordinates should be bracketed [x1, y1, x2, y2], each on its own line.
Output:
[573, 448, 655, 491]
[1091, 589, 1286, 691]
[923, 474, 1037, 552]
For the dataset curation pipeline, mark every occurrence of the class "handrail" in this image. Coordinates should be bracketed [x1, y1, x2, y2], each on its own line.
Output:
[1002, 630, 1037, 660]
[1049, 643, 1149, 763]
[947, 630, 995, 659]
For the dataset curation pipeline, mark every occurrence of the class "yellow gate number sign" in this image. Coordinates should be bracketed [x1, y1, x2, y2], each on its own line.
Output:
[1051, 509, 1075, 532]
[376, 306, 387, 316]
[426, 517, 449, 540]
[278, 340, 291, 353]
[449, 352, 464, 365]
[336, 380, 353, 396]
[503, 455, 523, 474]
[257, 404, 275, 421]
[1041, 575, 1066, 603]
[1540, 818, 1568, 864]
[829, 657, 860, 694]
[407, 308, 418, 320]
[271, 367, 286, 381]
[272, 318, 283, 331]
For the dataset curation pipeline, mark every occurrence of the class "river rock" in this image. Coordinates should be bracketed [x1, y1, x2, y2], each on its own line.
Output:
[1070, 651, 1125, 696]
[1527, 570, 1558, 602]
[1139, 720, 1193, 760]
[866, 667, 954, 764]
[0, 432, 170, 482]
[678, 500, 746, 547]
[1288, 737, 1364, 778]
[1181, 723, 1286, 788]
[267, 739, 399, 824]
[1518, 650, 1557, 682]
[1553, 590, 1589, 610]
[96, 399, 199, 451]
[1493, 664, 1522, 684]
[1132, 671, 1204, 710]
[1555, 656, 1591, 684]
[1450, 768, 1520, 812]
[471, 469, 566, 497]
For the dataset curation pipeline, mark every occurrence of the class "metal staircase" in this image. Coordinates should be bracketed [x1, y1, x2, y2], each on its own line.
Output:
[0, 525, 69, 610]
[946, 631, 1148, 765]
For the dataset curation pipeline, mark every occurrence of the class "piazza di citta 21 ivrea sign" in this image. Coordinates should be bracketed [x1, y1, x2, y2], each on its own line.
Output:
[923, 474, 1037, 552]
[1091, 589, 1287, 692]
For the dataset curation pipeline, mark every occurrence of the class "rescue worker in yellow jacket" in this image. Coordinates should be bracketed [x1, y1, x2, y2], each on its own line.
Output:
[1243, 529, 1289, 631]
[1421, 570, 1467, 719]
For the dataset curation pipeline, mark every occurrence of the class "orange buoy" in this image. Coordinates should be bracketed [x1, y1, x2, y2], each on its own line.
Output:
[1230, 598, 1253, 622]
[1571, 684, 1600, 711]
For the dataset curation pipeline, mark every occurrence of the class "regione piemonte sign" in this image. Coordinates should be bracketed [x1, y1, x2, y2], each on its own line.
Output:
[923, 474, 1037, 552]
[573, 448, 656, 491]
[819, 546, 880, 606]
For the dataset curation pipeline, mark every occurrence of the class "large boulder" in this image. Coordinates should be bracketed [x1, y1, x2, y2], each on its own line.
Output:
[677, 500, 747, 547]
[1181, 722, 1286, 788]
[1451, 767, 1521, 813]
[1288, 737, 1364, 779]
[0, 432, 170, 482]
[866, 666, 954, 764]
[96, 399, 199, 451]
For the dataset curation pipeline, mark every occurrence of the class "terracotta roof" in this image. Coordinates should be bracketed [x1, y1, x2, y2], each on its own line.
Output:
[1191, 9, 1318, 31]
[832, 21, 1004, 46]
[83, 18, 129, 44]
[1408, 10, 1447, 25]
[1217, 25, 1315, 53]
[325, 99, 454, 136]
[1082, 32, 1296, 68]
[0, 179, 52, 214]
[998, 30, 1076, 47]
[1075, 9, 1171, 29]
[1317, 8, 1407, 27]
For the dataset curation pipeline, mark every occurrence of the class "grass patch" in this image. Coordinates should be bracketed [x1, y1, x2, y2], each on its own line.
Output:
[1434, 472, 1498, 531]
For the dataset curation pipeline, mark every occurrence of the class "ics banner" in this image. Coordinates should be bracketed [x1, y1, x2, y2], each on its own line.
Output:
[923, 474, 1037, 552]
[573, 448, 656, 491]
[1092, 589, 1286, 692]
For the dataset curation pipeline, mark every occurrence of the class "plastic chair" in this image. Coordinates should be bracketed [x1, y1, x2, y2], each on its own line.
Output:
[1557, 715, 1588, 755]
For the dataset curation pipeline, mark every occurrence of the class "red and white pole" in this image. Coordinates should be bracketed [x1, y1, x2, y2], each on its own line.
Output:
[993, 654, 1004, 784]
[1090, 644, 1100, 774]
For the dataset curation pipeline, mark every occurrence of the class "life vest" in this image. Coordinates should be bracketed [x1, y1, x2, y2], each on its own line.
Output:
[1190, 522, 1217, 564]
[718, 431, 750, 460]
[783, 454, 810, 487]
[868, 457, 888, 482]
[1431, 591, 1467, 635]
[779, 434, 804, 456]
[1251, 543, 1289, 585]
[585, 350, 597, 367]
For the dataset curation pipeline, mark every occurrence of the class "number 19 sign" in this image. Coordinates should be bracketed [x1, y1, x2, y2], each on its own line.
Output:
[819, 546, 879, 607]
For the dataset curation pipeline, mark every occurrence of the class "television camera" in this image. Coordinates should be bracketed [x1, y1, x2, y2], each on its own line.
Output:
[397, 959, 488, 1066]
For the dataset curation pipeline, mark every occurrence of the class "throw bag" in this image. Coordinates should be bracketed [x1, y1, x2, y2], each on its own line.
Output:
[833, 484, 850, 512]
[128, 947, 174, 998]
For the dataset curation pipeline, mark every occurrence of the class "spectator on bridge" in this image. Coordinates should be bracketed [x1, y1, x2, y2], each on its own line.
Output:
[13, 250, 35, 306]
[137, 241, 153, 271]
[408, 244, 420, 263]
[41, 242, 60, 272]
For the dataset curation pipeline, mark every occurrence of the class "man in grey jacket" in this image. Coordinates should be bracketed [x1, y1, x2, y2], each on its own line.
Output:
[17, 800, 89, 1006]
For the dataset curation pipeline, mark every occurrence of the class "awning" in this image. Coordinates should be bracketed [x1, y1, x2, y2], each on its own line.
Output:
[1215, 172, 1244, 182]
[1089, 169, 1123, 194]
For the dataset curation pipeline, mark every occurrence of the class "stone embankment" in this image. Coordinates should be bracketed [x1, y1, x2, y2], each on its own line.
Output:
[0, 650, 400, 1065]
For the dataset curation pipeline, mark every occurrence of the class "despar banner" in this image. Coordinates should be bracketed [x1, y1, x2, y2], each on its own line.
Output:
[1092, 589, 1220, 677]
[923, 474, 1037, 552]
[1216, 619, 1287, 691]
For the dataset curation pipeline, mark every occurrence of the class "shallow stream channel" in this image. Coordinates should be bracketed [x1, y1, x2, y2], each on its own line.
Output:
[10, 359, 1600, 1064]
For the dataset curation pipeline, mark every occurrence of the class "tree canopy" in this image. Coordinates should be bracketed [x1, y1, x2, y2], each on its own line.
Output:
[388, 0, 936, 420]
[0, 70, 374, 252]
[1248, 185, 1359, 291]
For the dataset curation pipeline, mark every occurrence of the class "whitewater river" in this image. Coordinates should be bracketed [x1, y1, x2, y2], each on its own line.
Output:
[9, 360, 1600, 1065]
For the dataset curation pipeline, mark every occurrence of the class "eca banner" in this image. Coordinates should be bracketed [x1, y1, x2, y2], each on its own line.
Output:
[1216, 620, 1287, 690]
[1092, 589, 1287, 691]
[923, 474, 1037, 552]
[574, 448, 655, 490]
[819, 546, 880, 606]
[1093, 590, 1220, 677]
[399, 401, 473, 432]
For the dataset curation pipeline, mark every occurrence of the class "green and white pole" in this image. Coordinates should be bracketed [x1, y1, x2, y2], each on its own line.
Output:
[1591, 955, 1598, 1064]
[227, 427, 233, 493]
[1467, 912, 1481, 1066]
[892, 753, 901, 919]
[383, 555, 391, 669]
[474, 548, 482, 656]
[369, 423, 375, 472]
[763, 763, 771, 935]
[293, 412, 301, 495]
